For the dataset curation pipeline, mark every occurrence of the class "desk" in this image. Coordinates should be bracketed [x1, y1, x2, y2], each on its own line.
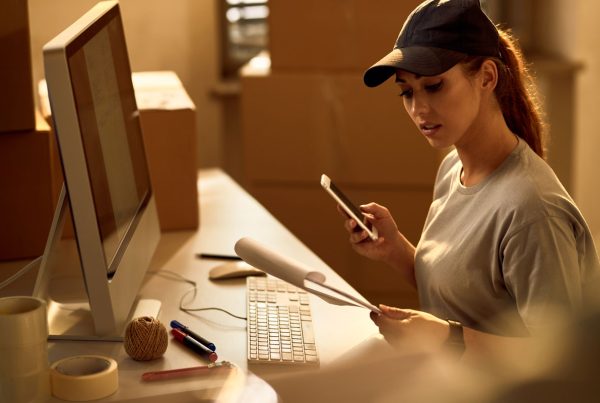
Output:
[40, 169, 378, 401]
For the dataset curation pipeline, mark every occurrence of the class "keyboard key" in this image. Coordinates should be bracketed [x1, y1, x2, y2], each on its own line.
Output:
[247, 277, 319, 366]
[301, 321, 315, 344]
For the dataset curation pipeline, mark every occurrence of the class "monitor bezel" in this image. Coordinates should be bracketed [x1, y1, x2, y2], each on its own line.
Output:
[38, 0, 161, 338]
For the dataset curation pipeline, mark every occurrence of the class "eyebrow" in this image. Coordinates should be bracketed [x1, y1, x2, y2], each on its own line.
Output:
[395, 74, 422, 84]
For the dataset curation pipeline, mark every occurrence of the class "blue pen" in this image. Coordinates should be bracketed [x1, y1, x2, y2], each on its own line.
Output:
[170, 320, 216, 351]
[171, 329, 218, 362]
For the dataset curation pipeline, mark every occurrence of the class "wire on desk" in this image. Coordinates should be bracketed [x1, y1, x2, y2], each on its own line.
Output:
[148, 270, 247, 321]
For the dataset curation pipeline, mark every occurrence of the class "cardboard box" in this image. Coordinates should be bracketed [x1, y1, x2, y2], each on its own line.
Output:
[0, 111, 61, 260]
[134, 71, 199, 231]
[249, 183, 432, 308]
[268, 0, 420, 71]
[0, 0, 35, 132]
[240, 67, 440, 186]
[39, 71, 199, 232]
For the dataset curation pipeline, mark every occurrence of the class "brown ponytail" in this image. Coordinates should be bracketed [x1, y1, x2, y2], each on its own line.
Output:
[462, 28, 547, 159]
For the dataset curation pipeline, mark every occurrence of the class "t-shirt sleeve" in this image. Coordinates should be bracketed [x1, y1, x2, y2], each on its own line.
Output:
[501, 216, 583, 334]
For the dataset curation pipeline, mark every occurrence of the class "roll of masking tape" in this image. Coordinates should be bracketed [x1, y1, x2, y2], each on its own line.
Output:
[50, 355, 118, 401]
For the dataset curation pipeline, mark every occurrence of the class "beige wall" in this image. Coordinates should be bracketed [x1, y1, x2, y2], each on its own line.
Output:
[572, 1, 600, 241]
[525, 0, 600, 241]
[28, 0, 223, 168]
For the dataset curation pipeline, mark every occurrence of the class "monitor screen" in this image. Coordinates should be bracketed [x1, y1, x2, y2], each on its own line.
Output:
[66, 11, 151, 276]
[36, 1, 161, 339]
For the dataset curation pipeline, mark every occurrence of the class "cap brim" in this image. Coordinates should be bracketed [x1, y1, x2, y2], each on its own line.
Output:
[363, 47, 467, 87]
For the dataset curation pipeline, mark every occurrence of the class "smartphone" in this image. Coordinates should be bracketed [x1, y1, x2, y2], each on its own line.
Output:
[320, 174, 378, 241]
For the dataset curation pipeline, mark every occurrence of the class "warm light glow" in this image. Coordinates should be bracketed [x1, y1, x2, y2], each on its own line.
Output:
[226, 5, 268, 23]
[248, 53, 271, 70]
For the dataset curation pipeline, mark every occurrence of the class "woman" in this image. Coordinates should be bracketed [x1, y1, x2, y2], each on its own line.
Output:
[342, 0, 600, 356]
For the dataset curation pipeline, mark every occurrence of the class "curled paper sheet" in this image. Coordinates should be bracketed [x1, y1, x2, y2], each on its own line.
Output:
[234, 237, 381, 313]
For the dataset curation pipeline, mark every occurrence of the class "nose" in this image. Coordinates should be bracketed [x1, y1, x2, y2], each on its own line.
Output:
[407, 93, 429, 118]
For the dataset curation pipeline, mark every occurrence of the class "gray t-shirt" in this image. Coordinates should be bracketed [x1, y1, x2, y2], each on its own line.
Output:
[415, 139, 600, 336]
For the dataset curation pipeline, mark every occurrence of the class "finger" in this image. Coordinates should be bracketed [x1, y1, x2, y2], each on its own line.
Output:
[336, 204, 351, 219]
[374, 236, 385, 245]
[362, 212, 375, 222]
[360, 202, 384, 216]
[379, 305, 411, 319]
[362, 213, 377, 228]
[344, 218, 358, 233]
[369, 310, 381, 325]
[349, 230, 370, 244]
[377, 318, 397, 335]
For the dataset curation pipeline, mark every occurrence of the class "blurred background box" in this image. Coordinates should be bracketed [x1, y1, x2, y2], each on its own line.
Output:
[133, 71, 199, 231]
[268, 0, 418, 71]
[0, 0, 36, 132]
[39, 71, 199, 232]
[240, 65, 440, 187]
[0, 111, 60, 261]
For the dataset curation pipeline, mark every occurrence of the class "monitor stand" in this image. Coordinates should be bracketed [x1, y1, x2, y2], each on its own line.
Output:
[33, 186, 161, 342]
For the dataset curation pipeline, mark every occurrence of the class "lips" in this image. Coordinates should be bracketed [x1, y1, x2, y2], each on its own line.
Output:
[419, 123, 442, 136]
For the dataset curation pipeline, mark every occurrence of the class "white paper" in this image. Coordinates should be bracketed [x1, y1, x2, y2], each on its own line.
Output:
[234, 237, 381, 313]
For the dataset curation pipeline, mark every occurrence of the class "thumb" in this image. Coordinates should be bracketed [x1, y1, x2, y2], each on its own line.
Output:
[379, 305, 410, 319]
[360, 203, 387, 219]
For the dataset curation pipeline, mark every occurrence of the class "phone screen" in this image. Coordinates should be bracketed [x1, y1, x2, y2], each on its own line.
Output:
[321, 174, 378, 240]
[329, 181, 364, 221]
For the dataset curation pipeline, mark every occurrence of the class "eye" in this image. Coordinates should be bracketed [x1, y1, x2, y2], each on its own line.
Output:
[398, 89, 413, 98]
[425, 81, 443, 93]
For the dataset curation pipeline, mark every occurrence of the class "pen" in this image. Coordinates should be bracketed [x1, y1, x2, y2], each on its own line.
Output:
[170, 320, 216, 351]
[141, 361, 233, 381]
[196, 253, 242, 261]
[171, 328, 218, 362]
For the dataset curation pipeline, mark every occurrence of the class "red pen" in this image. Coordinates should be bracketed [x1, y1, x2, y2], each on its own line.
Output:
[141, 361, 233, 381]
[171, 328, 218, 362]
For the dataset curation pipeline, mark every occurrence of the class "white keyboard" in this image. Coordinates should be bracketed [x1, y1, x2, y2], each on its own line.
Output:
[246, 277, 319, 366]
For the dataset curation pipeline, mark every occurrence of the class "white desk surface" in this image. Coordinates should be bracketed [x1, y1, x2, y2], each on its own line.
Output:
[41, 168, 378, 402]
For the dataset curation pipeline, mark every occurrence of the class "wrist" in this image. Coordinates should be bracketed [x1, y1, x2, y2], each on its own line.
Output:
[387, 232, 414, 268]
[443, 319, 465, 357]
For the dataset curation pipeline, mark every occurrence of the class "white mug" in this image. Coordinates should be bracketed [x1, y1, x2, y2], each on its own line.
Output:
[0, 296, 50, 403]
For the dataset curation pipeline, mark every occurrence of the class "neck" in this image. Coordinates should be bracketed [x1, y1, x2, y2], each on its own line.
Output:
[455, 103, 518, 187]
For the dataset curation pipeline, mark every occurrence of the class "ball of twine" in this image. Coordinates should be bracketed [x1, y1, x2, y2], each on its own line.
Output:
[124, 316, 168, 361]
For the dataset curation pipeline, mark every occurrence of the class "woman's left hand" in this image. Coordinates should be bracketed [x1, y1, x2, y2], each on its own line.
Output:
[370, 305, 450, 352]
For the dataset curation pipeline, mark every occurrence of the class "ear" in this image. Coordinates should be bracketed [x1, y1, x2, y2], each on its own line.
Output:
[480, 59, 498, 91]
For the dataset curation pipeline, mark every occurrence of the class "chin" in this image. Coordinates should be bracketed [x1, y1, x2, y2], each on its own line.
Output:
[425, 137, 454, 150]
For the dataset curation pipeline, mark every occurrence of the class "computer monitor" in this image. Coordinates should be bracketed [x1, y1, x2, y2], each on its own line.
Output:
[34, 1, 161, 340]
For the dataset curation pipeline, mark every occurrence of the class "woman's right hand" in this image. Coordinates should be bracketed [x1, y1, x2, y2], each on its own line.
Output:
[338, 202, 403, 266]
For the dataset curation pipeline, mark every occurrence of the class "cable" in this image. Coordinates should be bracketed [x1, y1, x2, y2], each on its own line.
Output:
[0, 256, 42, 291]
[0, 261, 247, 319]
[148, 270, 246, 321]
[179, 286, 247, 320]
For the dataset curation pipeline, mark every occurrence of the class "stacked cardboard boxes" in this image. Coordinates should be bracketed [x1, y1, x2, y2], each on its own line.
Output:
[0, 0, 35, 133]
[132, 71, 199, 232]
[0, 112, 62, 260]
[4, 69, 200, 261]
[0, 0, 57, 261]
[240, 1, 437, 307]
[38, 71, 199, 233]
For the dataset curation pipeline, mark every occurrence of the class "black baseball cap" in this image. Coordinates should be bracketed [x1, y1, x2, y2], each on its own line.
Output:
[363, 0, 500, 87]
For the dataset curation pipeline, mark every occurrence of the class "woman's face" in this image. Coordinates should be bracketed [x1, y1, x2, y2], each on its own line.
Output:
[396, 64, 483, 149]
